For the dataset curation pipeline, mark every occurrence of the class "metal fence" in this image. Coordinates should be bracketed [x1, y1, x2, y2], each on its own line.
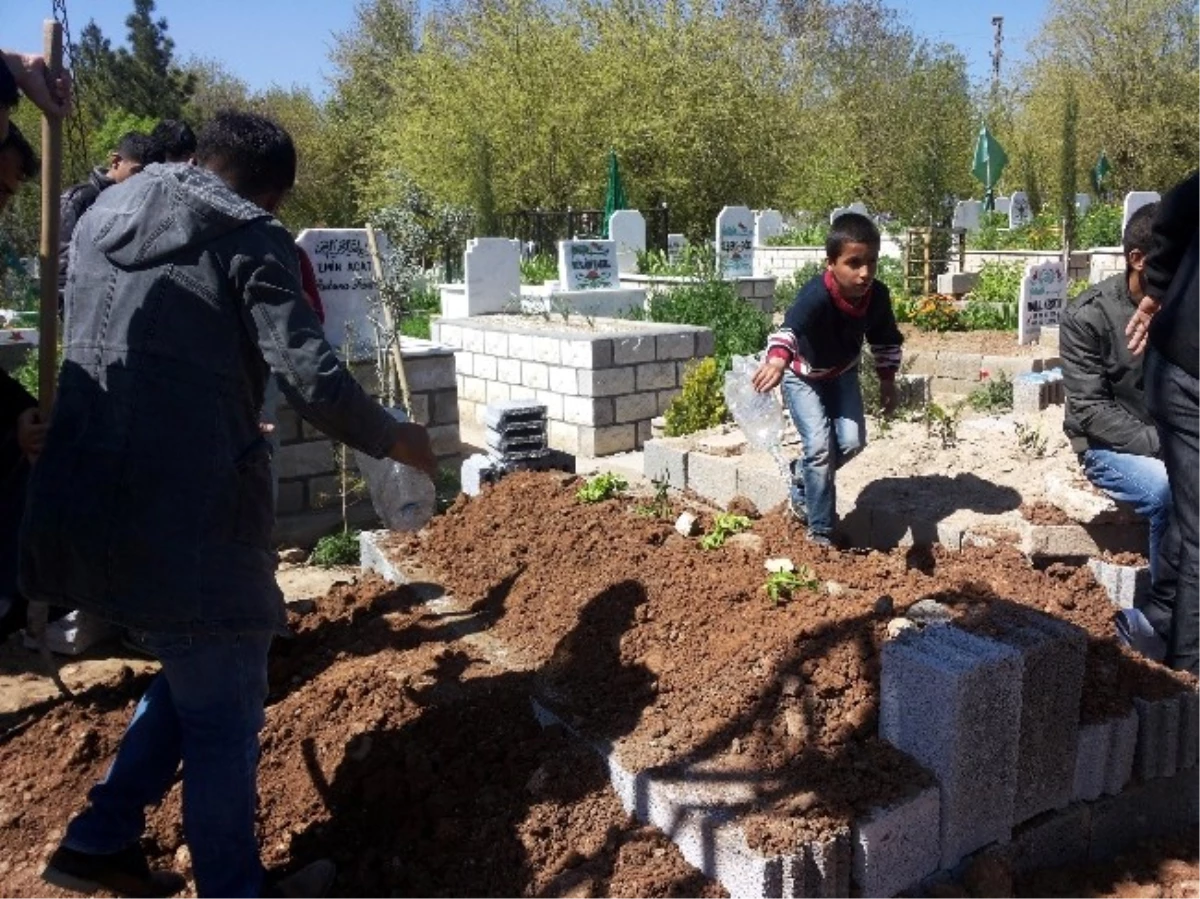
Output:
[496, 205, 671, 258]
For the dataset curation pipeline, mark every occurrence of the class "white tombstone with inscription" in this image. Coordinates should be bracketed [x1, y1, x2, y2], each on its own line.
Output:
[716, 206, 754, 279]
[296, 228, 389, 359]
[1009, 191, 1033, 228]
[441, 237, 521, 319]
[1123, 191, 1161, 231]
[1018, 260, 1067, 345]
[952, 200, 983, 232]
[994, 196, 1011, 217]
[1075, 193, 1092, 217]
[754, 209, 785, 246]
[667, 233, 686, 264]
[558, 240, 619, 290]
[608, 210, 646, 275]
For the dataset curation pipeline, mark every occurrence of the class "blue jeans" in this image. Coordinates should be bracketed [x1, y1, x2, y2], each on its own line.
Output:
[781, 368, 866, 537]
[1080, 448, 1172, 580]
[62, 631, 273, 897]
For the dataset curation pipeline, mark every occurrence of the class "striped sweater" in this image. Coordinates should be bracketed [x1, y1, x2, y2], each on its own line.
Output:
[767, 271, 903, 381]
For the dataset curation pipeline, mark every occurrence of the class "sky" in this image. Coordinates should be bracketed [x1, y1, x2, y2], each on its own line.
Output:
[3, 0, 1048, 100]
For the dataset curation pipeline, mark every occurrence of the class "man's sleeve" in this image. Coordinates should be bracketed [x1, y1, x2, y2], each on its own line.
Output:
[1145, 172, 1199, 302]
[1060, 309, 1159, 456]
[231, 224, 401, 459]
[865, 284, 903, 381]
[0, 58, 18, 108]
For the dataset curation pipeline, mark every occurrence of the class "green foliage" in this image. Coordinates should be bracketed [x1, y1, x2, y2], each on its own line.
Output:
[969, 262, 1025, 305]
[762, 565, 820, 604]
[634, 478, 672, 519]
[766, 222, 828, 247]
[0, 236, 37, 311]
[644, 279, 770, 370]
[12, 349, 39, 398]
[310, 530, 361, 568]
[1067, 278, 1091, 302]
[664, 357, 728, 437]
[576, 472, 628, 504]
[1074, 204, 1124, 249]
[969, 212, 1064, 251]
[89, 109, 159, 159]
[396, 285, 441, 340]
[520, 253, 558, 285]
[700, 513, 752, 550]
[434, 466, 461, 513]
[876, 256, 908, 299]
[636, 244, 717, 278]
[960, 299, 1018, 331]
[923, 401, 964, 448]
[774, 263, 823, 313]
[910, 294, 964, 332]
[967, 373, 1014, 412]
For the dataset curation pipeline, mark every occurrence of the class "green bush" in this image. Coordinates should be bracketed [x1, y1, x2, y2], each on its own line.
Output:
[960, 299, 1018, 330]
[396, 285, 441, 340]
[664, 357, 727, 436]
[765, 222, 827, 246]
[967, 373, 1013, 412]
[644, 278, 770, 369]
[969, 212, 1063, 251]
[910, 294, 964, 332]
[576, 472, 628, 503]
[1074, 203, 1123, 249]
[520, 253, 558, 285]
[311, 529, 361, 567]
[969, 262, 1024, 305]
[1068, 278, 1091, 302]
[636, 244, 716, 278]
[773, 263, 823, 312]
[876, 256, 907, 299]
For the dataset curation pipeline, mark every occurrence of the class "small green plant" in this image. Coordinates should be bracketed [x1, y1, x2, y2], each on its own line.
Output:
[434, 466, 461, 513]
[636, 243, 717, 278]
[576, 472, 628, 503]
[519, 253, 559, 285]
[1015, 419, 1049, 458]
[765, 221, 828, 246]
[700, 512, 752, 550]
[923, 401, 964, 448]
[664, 357, 728, 437]
[967, 372, 1013, 413]
[1067, 278, 1090, 302]
[634, 477, 672, 518]
[310, 529, 361, 568]
[762, 565, 820, 604]
[639, 277, 770, 369]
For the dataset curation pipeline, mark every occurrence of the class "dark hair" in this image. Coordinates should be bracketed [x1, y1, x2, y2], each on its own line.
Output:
[826, 212, 880, 261]
[195, 110, 296, 198]
[0, 122, 38, 178]
[115, 131, 165, 165]
[150, 118, 196, 162]
[1123, 202, 1159, 258]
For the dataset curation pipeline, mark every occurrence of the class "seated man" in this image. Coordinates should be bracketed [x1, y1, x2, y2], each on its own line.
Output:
[1061, 203, 1171, 584]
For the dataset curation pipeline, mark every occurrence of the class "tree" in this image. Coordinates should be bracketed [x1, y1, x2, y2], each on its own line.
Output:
[1058, 82, 1079, 247]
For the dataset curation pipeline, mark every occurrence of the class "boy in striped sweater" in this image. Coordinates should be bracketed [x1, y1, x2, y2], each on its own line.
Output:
[751, 213, 903, 546]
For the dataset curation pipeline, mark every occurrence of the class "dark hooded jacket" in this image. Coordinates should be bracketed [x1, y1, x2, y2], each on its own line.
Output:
[20, 163, 402, 634]
[58, 166, 116, 300]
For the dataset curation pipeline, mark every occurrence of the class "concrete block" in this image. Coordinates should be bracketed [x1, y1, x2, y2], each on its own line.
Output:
[358, 529, 408, 584]
[531, 335, 561, 365]
[880, 625, 1023, 869]
[643, 438, 689, 490]
[657, 388, 682, 416]
[636, 361, 678, 391]
[486, 380, 511, 404]
[1013, 378, 1049, 414]
[431, 389, 460, 425]
[546, 420, 580, 456]
[506, 333, 535, 362]
[1047, 473, 1122, 523]
[937, 271, 979, 295]
[484, 329, 509, 357]
[1178, 690, 1199, 770]
[790, 828, 850, 898]
[612, 335, 656, 366]
[1089, 766, 1199, 862]
[656, 332, 696, 360]
[687, 451, 740, 508]
[1010, 803, 1090, 874]
[403, 355, 457, 392]
[1103, 708, 1138, 795]
[276, 480, 305, 516]
[496, 356, 522, 384]
[695, 329, 716, 358]
[461, 453, 500, 497]
[613, 392, 657, 424]
[1134, 694, 1182, 780]
[483, 399, 547, 430]
[561, 337, 613, 369]
[933, 351, 984, 381]
[578, 424, 637, 458]
[276, 441, 336, 479]
[1072, 720, 1111, 802]
[522, 361, 550, 390]
[636, 419, 653, 447]
[563, 395, 615, 427]
[1087, 557, 1150, 609]
[534, 389, 564, 422]
[992, 612, 1087, 825]
[695, 431, 748, 457]
[459, 325, 485, 353]
[578, 366, 637, 397]
[736, 457, 789, 517]
[1019, 520, 1147, 560]
[407, 391, 432, 425]
[460, 375, 487, 403]
[549, 365, 579, 395]
[851, 785, 940, 898]
[473, 353, 498, 381]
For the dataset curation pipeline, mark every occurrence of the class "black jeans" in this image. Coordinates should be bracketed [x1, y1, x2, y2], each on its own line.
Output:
[1144, 348, 1200, 675]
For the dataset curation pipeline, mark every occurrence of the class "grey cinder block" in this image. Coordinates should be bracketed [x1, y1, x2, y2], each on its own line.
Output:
[851, 785, 941, 898]
[643, 438, 689, 490]
[1009, 802, 1091, 874]
[1178, 689, 1199, 771]
[1072, 720, 1111, 802]
[790, 828, 850, 898]
[1134, 694, 1182, 781]
[687, 450, 740, 508]
[1103, 708, 1138, 795]
[1088, 765, 1200, 862]
[1086, 558, 1150, 610]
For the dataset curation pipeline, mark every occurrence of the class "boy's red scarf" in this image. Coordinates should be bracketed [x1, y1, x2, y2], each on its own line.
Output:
[824, 269, 871, 318]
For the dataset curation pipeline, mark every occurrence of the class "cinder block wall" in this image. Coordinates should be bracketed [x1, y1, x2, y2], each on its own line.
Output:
[962, 250, 1090, 282]
[903, 350, 1062, 402]
[754, 246, 827, 278]
[273, 339, 460, 546]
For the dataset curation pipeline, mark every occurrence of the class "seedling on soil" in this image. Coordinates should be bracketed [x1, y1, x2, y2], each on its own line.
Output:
[762, 565, 819, 604]
[576, 472, 628, 503]
[634, 478, 672, 519]
[923, 400, 964, 448]
[700, 513, 752, 550]
[1015, 419, 1049, 458]
[311, 529, 360, 567]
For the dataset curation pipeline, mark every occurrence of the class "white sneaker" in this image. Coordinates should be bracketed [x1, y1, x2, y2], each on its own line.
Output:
[23, 611, 119, 656]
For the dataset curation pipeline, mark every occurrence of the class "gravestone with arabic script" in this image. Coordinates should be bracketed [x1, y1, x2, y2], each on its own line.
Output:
[1018, 260, 1066, 345]
[716, 206, 754, 279]
[558, 240, 619, 290]
[295, 228, 390, 359]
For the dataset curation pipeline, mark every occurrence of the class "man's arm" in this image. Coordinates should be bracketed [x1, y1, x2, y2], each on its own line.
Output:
[233, 225, 435, 475]
[1060, 310, 1158, 456]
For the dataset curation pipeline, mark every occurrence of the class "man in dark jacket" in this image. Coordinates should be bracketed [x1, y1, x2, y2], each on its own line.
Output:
[1127, 171, 1199, 676]
[24, 111, 436, 898]
[57, 131, 164, 302]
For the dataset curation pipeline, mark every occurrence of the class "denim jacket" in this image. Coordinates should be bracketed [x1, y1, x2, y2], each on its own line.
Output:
[20, 163, 402, 634]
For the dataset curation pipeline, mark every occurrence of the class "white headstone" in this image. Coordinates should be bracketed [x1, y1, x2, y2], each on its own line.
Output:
[296, 228, 389, 359]
[667, 233, 686, 264]
[608, 209, 646, 275]
[1018, 260, 1067, 345]
[558, 239, 619, 290]
[830, 202, 869, 225]
[1123, 191, 1161, 231]
[952, 200, 983, 232]
[1075, 193, 1092, 217]
[458, 237, 521, 316]
[1009, 191, 1033, 228]
[754, 209, 785, 246]
[716, 205, 754, 279]
[994, 196, 1011, 216]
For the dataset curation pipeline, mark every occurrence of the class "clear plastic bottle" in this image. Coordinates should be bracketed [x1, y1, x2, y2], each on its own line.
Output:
[353, 407, 437, 531]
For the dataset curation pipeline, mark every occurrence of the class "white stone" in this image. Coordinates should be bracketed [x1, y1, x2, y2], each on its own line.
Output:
[1009, 191, 1033, 228]
[295, 228, 390, 359]
[994, 195, 1011, 216]
[558, 239, 619, 290]
[830, 201, 869, 224]
[754, 209, 785, 246]
[675, 511, 701, 537]
[609, 210, 646, 275]
[1018, 260, 1067, 345]
[1075, 193, 1093, 217]
[1123, 191, 1161, 231]
[765, 558, 795, 573]
[460, 237, 522, 317]
[952, 200, 983, 233]
[716, 206, 754, 279]
[667, 233, 686, 263]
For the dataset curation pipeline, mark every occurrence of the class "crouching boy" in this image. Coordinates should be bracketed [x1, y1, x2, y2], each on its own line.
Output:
[751, 212, 903, 546]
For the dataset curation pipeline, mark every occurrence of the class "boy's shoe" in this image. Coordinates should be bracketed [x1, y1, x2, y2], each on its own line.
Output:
[23, 610, 118, 656]
[42, 844, 186, 898]
[788, 495, 808, 525]
[265, 859, 337, 898]
[807, 532, 834, 548]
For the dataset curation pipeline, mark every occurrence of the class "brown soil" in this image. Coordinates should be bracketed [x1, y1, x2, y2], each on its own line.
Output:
[1020, 501, 1076, 525]
[899, 324, 1057, 358]
[0, 472, 1193, 897]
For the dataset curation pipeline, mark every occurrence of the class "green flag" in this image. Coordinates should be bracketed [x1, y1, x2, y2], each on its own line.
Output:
[971, 125, 1009, 212]
[1091, 150, 1112, 195]
[602, 149, 627, 238]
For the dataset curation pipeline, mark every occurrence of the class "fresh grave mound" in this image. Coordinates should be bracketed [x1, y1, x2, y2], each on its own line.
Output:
[0, 578, 725, 898]
[402, 471, 1195, 853]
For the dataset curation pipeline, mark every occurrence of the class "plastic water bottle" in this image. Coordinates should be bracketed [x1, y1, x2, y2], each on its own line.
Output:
[353, 407, 437, 532]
